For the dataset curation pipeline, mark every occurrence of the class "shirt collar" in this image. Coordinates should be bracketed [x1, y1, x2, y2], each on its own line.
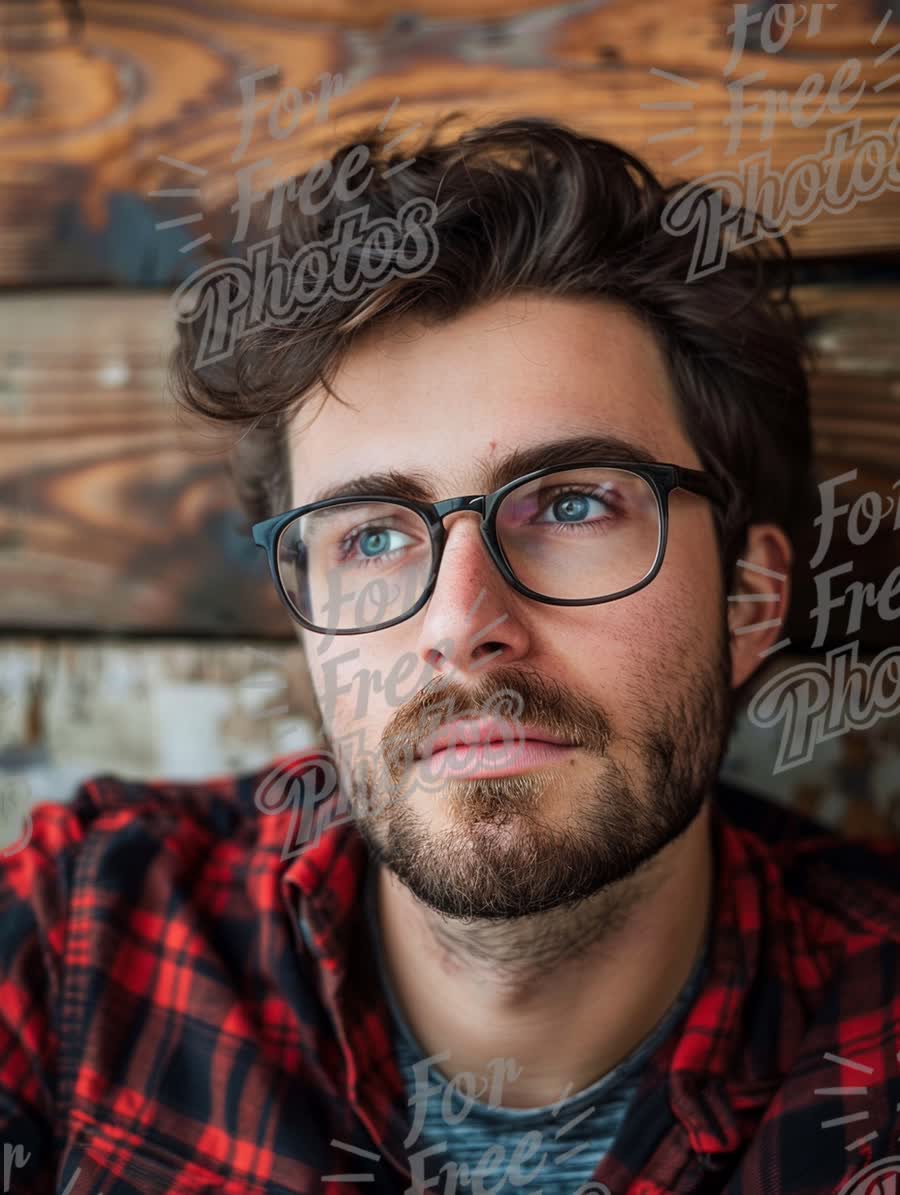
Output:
[274, 752, 788, 1170]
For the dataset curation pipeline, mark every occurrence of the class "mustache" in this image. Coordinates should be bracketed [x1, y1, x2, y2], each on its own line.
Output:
[380, 666, 613, 764]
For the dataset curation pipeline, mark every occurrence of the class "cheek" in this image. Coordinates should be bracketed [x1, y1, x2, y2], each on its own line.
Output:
[305, 642, 366, 736]
[555, 555, 722, 712]
[307, 634, 419, 742]
[666, 506, 725, 611]
[645, 532, 727, 684]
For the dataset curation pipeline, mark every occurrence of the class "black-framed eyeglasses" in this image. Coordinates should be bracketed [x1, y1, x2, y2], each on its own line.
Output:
[251, 460, 727, 635]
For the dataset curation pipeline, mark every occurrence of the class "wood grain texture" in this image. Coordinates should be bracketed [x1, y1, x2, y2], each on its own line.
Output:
[1, 0, 898, 284]
[0, 291, 292, 634]
[0, 284, 897, 647]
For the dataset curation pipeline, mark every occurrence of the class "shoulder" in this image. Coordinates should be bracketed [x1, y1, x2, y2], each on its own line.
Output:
[703, 783, 900, 1183]
[715, 777, 900, 942]
[0, 750, 334, 926]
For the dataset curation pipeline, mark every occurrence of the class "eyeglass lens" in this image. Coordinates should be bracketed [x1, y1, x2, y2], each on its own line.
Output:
[275, 468, 662, 631]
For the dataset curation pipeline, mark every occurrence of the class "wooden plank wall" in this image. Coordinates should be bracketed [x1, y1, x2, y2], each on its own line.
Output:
[2, 288, 897, 644]
[1, 0, 899, 831]
[2, 0, 900, 282]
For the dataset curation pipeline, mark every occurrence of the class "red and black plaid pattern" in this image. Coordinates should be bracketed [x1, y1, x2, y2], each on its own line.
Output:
[1, 751, 900, 1194]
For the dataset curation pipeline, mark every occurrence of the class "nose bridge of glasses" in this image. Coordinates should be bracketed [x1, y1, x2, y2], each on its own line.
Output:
[430, 495, 496, 575]
[432, 494, 486, 523]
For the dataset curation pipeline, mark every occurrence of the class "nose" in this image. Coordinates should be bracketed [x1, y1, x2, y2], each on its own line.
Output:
[415, 511, 531, 679]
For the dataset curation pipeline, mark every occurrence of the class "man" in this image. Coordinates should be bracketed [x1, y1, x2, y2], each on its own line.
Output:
[2, 118, 899, 1195]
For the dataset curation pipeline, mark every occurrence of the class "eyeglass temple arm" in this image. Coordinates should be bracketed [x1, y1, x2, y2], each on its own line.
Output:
[673, 467, 729, 510]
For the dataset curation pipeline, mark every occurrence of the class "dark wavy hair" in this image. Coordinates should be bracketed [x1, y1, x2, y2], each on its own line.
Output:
[169, 115, 815, 586]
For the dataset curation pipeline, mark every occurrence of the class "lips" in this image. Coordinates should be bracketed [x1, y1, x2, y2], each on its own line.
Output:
[414, 716, 576, 760]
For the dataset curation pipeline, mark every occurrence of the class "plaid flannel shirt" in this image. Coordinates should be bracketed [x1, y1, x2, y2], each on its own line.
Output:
[2, 750, 900, 1195]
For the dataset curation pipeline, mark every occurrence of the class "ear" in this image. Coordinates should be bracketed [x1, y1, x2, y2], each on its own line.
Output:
[727, 523, 793, 689]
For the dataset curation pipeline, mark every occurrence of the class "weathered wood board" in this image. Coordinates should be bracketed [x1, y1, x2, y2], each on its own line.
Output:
[1, 0, 898, 286]
[1, 285, 898, 647]
[1, 641, 898, 852]
[0, 636, 317, 803]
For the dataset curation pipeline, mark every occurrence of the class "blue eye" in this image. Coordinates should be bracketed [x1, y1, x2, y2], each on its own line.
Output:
[360, 528, 391, 556]
[341, 525, 416, 563]
[537, 491, 613, 524]
[553, 494, 591, 522]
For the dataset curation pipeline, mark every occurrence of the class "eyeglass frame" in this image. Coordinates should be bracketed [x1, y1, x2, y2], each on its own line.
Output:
[251, 459, 729, 635]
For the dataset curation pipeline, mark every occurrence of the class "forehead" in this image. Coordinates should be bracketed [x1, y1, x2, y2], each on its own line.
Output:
[287, 294, 700, 505]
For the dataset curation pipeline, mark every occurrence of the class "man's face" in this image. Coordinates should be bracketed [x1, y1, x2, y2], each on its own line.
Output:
[287, 294, 734, 919]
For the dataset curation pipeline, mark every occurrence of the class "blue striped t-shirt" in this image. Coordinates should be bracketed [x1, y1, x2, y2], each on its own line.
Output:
[364, 862, 708, 1193]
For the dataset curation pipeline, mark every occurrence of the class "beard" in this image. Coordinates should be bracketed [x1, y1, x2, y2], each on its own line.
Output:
[322, 617, 734, 922]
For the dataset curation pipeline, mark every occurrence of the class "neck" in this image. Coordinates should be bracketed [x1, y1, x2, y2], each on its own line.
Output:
[375, 800, 714, 1108]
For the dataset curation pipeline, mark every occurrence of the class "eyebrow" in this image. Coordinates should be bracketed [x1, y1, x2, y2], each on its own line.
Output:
[306, 434, 660, 506]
